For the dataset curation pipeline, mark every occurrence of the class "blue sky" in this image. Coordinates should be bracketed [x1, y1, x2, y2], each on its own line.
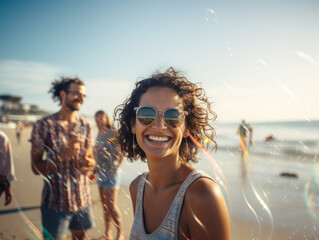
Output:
[0, 0, 318, 122]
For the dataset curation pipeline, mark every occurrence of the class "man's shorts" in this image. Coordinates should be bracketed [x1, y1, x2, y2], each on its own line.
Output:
[41, 204, 94, 240]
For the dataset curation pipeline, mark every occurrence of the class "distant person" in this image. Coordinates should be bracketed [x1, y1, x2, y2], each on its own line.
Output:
[115, 68, 230, 239]
[237, 120, 253, 156]
[15, 121, 24, 144]
[30, 77, 96, 240]
[265, 134, 275, 142]
[92, 110, 124, 240]
[0, 130, 16, 206]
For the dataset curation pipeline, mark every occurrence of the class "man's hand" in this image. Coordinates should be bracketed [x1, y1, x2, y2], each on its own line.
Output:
[78, 146, 95, 174]
[80, 152, 96, 173]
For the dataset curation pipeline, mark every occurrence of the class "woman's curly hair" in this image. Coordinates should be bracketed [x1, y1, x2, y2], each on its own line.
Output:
[48, 77, 84, 105]
[114, 67, 217, 163]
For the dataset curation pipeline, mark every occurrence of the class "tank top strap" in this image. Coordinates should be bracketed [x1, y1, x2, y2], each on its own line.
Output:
[166, 170, 213, 219]
[135, 173, 148, 215]
[178, 170, 212, 196]
[181, 170, 211, 194]
[130, 172, 148, 239]
[136, 172, 148, 206]
[159, 170, 213, 239]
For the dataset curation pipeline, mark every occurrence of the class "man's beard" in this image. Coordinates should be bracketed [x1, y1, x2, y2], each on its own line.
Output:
[65, 98, 81, 112]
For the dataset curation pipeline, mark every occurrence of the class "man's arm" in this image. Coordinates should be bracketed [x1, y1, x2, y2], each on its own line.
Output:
[31, 140, 80, 175]
[31, 120, 82, 176]
[30, 121, 54, 175]
[31, 143, 58, 175]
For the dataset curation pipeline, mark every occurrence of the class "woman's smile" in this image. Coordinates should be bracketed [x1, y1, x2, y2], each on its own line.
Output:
[146, 134, 170, 143]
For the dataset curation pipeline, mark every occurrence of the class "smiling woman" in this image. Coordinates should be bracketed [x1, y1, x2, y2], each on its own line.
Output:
[114, 67, 230, 240]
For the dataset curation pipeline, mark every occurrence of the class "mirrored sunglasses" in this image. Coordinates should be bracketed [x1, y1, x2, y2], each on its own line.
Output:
[134, 106, 187, 128]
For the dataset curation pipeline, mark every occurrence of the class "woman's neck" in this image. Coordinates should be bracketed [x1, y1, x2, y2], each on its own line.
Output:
[147, 159, 193, 191]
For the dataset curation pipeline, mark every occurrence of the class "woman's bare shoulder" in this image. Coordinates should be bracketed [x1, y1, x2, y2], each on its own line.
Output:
[187, 177, 221, 199]
[183, 177, 230, 240]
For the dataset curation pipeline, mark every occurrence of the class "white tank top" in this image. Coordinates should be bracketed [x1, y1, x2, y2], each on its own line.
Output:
[129, 170, 213, 240]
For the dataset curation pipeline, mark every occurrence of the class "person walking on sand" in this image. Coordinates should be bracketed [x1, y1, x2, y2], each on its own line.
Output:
[237, 120, 253, 156]
[15, 121, 24, 145]
[30, 77, 96, 240]
[93, 110, 124, 240]
[115, 67, 230, 240]
[0, 130, 16, 206]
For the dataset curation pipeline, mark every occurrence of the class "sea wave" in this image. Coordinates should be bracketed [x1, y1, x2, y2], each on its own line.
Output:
[216, 139, 319, 160]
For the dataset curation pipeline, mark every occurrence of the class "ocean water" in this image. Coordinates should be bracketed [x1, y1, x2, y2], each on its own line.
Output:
[215, 120, 319, 159]
[118, 120, 319, 184]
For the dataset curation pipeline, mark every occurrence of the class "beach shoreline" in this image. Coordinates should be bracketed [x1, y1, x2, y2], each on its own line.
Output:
[0, 126, 318, 239]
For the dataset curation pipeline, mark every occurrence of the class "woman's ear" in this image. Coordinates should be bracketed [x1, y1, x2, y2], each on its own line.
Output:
[60, 90, 67, 103]
[131, 120, 136, 134]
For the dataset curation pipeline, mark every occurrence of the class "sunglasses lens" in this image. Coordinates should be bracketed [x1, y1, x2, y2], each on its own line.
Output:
[164, 109, 183, 128]
[136, 107, 156, 125]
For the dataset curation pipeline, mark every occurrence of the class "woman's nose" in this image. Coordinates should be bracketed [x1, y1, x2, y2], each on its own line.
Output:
[152, 112, 167, 128]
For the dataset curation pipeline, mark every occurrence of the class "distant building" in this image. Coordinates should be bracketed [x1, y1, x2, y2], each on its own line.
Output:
[0, 94, 49, 122]
[0, 95, 21, 113]
[29, 105, 39, 114]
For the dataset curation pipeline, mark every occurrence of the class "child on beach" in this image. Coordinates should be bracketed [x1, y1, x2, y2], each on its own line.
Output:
[115, 67, 230, 239]
[93, 110, 124, 240]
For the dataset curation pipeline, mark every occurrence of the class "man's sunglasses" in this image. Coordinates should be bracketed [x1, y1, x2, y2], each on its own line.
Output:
[67, 90, 86, 99]
[134, 106, 187, 128]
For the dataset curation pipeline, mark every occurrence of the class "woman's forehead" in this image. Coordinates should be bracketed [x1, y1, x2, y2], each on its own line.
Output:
[140, 87, 181, 102]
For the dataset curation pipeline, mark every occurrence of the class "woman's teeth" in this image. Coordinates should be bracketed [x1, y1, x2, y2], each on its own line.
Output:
[148, 135, 169, 142]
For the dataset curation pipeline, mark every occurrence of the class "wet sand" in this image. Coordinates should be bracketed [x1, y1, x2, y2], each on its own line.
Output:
[0, 126, 315, 239]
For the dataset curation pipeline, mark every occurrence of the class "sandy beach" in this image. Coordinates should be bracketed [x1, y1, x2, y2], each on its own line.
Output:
[0, 125, 317, 239]
[0, 126, 134, 240]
